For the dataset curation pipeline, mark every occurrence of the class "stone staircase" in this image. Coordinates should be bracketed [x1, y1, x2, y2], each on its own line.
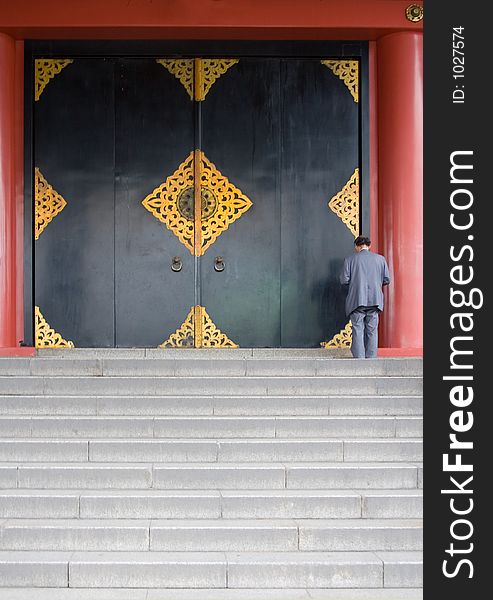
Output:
[0, 349, 423, 599]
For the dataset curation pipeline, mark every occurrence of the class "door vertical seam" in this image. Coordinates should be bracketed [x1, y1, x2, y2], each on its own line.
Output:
[193, 58, 203, 347]
[279, 59, 283, 348]
[113, 58, 117, 347]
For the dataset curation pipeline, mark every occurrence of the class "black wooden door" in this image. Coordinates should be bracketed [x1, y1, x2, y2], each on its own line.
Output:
[199, 58, 359, 347]
[33, 55, 361, 348]
[280, 59, 359, 347]
[199, 58, 281, 347]
[115, 59, 195, 347]
[34, 58, 116, 347]
[34, 58, 197, 348]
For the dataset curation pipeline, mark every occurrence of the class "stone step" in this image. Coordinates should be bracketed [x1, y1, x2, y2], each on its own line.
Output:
[227, 551, 423, 589]
[0, 489, 423, 520]
[0, 394, 423, 416]
[0, 588, 423, 600]
[0, 518, 422, 552]
[0, 550, 423, 588]
[0, 440, 89, 462]
[0, 519, 150, 552]
[285, 464, 421, 490]
[0, 588, 425, 600]
[0, 490, 222, 519]
[295, 519, 422, 552]
[0, 462, 421, 490]
[0, 416, 423, 439]
[222, 490, 423, 520]
[342, 440, 423, 462]
[40, 348, 353, 358]
[0, 375, 423, 397]
[0, 439, 423, 463]
[0, 357, 423, 377]
[148, 519, 422, 553]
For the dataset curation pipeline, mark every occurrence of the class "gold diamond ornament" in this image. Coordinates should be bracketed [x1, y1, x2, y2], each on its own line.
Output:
[328, 168, 359, 238]
[142, 151, 253, 255]
[34, 167, 68, 240]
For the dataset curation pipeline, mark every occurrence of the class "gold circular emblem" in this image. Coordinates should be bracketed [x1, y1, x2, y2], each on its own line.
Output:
[177, 187, 218, 221]
[405, 4, 423, 22]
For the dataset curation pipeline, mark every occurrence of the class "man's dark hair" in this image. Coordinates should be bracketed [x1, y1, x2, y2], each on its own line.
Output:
[354, 235, 371, 247]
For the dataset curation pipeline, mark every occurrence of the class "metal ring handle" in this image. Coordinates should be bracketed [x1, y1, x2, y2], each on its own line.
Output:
[214, 256, 225, 272]
[171, 256, 183, 272]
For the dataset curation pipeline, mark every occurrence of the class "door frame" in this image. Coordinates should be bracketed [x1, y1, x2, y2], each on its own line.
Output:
[24, 40, 369, 346]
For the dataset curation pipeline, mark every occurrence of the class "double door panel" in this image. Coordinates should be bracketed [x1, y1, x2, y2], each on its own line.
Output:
[202, 59, 359, 347]
[33, 56, 359, 347]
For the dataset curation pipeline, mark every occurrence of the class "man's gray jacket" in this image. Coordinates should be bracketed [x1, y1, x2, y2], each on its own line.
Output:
[340, 249, 390, 316]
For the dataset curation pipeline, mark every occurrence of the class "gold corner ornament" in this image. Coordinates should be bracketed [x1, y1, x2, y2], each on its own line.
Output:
[321, 60, 359, 103]
[156, 58, 239, 101]
[35, 306, 74, 349]
[405, 4, 423, 22]
[160, 306, 195, 348]
[322, 321, 353, 349]
[160, 305, 238, 348]
[35, 59, 73, 101]
[34, 167, 68, 240]
[142, 150, 252, 255]
[199, 59, 239, 101]
[156, 59, 193, 99]
[199, 306, 238, 348]
[328, 168, 359, 238]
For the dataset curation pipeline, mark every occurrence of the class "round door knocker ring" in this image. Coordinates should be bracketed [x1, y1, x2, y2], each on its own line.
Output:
[214, 256, 225, 272]
[171, 256, 183, 272]
[405, 4, 423, 22]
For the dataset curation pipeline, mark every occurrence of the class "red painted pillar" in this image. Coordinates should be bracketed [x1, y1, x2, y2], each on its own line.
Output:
[377, 32, 423, 349]
[368, 41, 379, 252]
[0, 33, 17, 349]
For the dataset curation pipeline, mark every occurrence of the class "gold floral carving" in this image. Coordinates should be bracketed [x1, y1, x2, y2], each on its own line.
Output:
[142, 153, 195, 253]
[34, 167, 68, 240]
[321, 60, 359, 102]
[200, 306, 238, 348]
[142, 151, 252, 255]
[156, 59, 194, 99]
[35, 306, 74, 349]
[160, 305, 238, 348]
[322, 321, 352, 349]
[197, 151, 252, 254]
[160, 306, 196, 348]
[199, 59, 239, 101]
[35, 59, 73, 101]
[156, 58, 239, 101]
[328, 168, 359, 238]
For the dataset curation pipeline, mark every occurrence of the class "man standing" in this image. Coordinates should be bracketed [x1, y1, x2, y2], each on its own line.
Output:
[340, 236, 390, 358]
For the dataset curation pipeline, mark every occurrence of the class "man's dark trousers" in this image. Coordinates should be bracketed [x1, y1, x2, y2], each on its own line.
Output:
[350, 306, 380, 358]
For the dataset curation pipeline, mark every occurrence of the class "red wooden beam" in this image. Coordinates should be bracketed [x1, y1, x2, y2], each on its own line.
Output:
[0, 0, 423, 40]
